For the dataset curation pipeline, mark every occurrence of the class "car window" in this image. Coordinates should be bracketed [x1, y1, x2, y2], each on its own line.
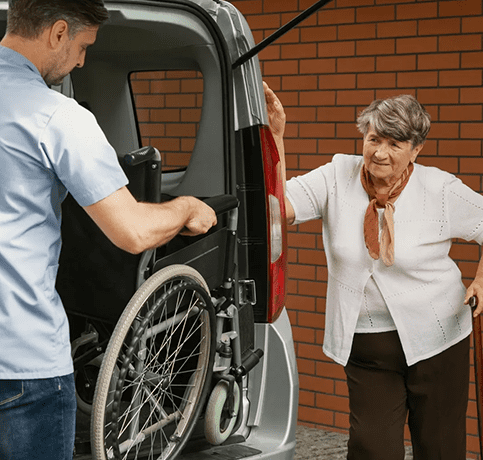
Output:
[129, 70, 203, 172]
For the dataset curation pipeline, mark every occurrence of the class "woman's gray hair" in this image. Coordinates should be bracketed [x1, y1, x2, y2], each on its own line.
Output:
[6, 0, 109, 39]
[356, 94, 431, 148]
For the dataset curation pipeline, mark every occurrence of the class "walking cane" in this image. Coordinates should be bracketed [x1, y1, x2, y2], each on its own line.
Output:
[469, 295, 483, 456]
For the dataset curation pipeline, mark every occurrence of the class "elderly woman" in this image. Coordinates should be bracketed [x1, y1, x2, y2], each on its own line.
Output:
[264, 82, 483, 460]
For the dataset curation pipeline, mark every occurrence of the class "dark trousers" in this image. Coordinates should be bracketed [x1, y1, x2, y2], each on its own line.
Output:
[345, 331, 470, 460]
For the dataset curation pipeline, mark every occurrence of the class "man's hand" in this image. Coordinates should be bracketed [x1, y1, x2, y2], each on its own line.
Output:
[179, 197, 217, 236]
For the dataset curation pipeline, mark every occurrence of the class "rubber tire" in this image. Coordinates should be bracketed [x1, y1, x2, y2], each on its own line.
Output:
[90, 264, 215, 460]
[204, 380, 241, 445]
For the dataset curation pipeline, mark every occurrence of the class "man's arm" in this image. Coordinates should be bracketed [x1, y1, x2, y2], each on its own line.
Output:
[84, 186, 217, 254]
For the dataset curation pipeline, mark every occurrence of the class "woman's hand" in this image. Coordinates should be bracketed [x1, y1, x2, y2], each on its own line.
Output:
[263, 81, 286, 140]
[465, 281, 483, 317]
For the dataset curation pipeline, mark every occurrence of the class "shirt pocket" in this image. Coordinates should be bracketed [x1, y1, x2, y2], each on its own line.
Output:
[0, 381, 24, 406]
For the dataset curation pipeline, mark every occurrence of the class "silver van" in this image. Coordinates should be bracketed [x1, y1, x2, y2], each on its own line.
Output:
[0, 0, 306, 459]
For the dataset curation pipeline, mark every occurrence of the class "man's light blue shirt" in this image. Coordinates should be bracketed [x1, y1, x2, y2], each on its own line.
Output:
[0, 46, 128, 378]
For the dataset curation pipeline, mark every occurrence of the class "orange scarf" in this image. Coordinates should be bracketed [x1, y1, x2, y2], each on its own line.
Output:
[360, 163, 414, 266]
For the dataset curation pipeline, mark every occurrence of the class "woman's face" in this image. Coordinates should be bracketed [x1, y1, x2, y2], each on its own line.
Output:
[362, 128, 423, 188]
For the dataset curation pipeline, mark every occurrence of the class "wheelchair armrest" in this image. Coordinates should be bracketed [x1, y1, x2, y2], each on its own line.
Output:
[203, 195, 239, 215]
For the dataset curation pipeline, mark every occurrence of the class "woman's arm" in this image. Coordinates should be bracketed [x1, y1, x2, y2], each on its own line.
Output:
[263, 82, 295, 225]
[465, 253, 483, 317]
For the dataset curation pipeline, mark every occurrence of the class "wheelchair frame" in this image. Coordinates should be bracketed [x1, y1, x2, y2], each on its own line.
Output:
[61, 147, 263, 460]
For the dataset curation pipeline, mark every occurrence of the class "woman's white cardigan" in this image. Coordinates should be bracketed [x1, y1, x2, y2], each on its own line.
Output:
[286, 154, 483, 366]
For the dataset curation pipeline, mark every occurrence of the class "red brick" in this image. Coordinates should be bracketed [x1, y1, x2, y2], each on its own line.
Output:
[356, 5, 395, 23]
[285, 138, 318, 154]
[378, 20, 418, 38]
[136, 95, 165, 108]
[166, 123, 196, 137]
[244, 13, 280, 30]
[288, 233, 317, 249]
[439, 140, 481, 157]
[263, 60, 299, 76]
[416, 158, 457, 177]
[316, 361, 347, 380]
[298, 406, 334, 426]
[396, 37, 438, 54]
[298, 312, 325, 329]
[338, 23, 376, 40]
[150, 109, 180, 122]
[292, 326, 316, 343]
[396, 2, 438, 20]
[230, 0, 261, 15]
[439, 35, 482, 52]
[336, 123, 361, 139]
[282, 75, 318, 91]
[180, 108, 202, 122]
[318, 138, 358, 154]
[334, 412, 350, 430]
[462, 51, 483, 69]
[316, 393, 350, 413]
[461, 123, 483, 139]
[301, 26, 338, 43]
[357, 72, 396, 89]
[427, 122, 459, 140]
[417, 88, 459, 104]
[299, 123, 336, 138]
[165, 94, 196, 108]
[130, 80, 150, 94]
[439, 0, 482, 17]
[300, 91, 336, 106]
[318, 41, 356, 58]
[461, 88, 483, 104]
[356, 38, 395, 56]
[376, 55, 416, 72]
[417, 53, 460, 70]
[419, 17, 461, 36]
[287, 295, 316, 312]
[336, 89, 375, 106]
[338, 56, 375, 73]
[284, 107, 317, 122]
[463, 16, 483, 33]
[318, 8, 356, 26]
[318, 74, 356, 89]
[300, 58, 337, 75]
[299, 390, 315, 407]
[281, 43, 317, 60]
[298, 249, 328, 266]
[317, 106, 356, 122]
[298, 347, 331, 367]
[297, 357, 316, 375]
[139, 123, 165, 137]
[263, 0, 298, 13]
[298, 280, 328, 297]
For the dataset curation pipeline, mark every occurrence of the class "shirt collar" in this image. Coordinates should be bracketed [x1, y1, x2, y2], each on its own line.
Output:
[0, 45, 44, 81]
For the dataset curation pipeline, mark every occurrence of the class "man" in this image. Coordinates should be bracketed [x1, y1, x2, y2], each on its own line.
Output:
[0, 1, 217, 459]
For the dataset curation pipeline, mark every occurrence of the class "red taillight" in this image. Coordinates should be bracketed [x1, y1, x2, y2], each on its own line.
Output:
[260, 126, 288, 323]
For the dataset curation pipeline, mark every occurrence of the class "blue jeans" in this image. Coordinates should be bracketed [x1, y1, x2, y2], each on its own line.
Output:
[0, 374, 76, 460]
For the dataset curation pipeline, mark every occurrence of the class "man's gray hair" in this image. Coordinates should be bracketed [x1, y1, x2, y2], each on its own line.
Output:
[6, 0, 109, 39]
[356, 94, 431, 148]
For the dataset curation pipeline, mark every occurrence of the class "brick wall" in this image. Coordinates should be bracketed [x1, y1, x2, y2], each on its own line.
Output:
[230, 0, 483, 457]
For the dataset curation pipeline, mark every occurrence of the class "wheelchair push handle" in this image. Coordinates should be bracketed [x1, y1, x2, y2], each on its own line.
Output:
[124, 146, 161, 166]
[203, 195, 239, 216]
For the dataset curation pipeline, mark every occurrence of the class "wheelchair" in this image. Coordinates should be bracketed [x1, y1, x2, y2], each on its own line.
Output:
[57, 147, 263, 460]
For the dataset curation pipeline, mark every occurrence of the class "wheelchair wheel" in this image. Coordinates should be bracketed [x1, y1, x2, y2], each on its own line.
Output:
[90, 265, 216, 460]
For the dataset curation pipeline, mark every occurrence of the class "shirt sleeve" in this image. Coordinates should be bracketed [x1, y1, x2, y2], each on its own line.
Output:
[39, 98, 128, 207]
[447, 174, 483, 244]
[286, 161, 333, 225]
